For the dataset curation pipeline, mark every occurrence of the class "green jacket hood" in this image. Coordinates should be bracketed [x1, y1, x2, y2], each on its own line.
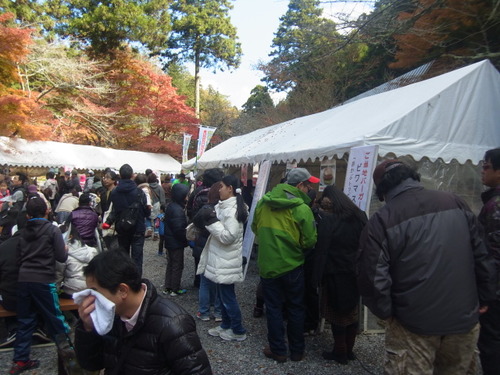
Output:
[261, 183, 311, 209]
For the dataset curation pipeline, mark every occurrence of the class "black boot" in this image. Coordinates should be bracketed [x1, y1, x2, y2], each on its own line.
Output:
[322, 325, 348, 365]
[54, 333, 85, 375]
[346, 323, 358, 360]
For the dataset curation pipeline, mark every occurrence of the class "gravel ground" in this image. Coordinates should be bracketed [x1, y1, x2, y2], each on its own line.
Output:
[0, 239, 384, 375]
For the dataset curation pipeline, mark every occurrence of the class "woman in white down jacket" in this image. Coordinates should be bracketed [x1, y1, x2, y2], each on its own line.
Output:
[57, 228, 99, 297]
[197, 174, 248, 342]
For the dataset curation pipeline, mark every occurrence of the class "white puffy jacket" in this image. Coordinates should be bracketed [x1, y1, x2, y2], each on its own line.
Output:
[197, 196, 244, 284]
[58, 240, 99, 295]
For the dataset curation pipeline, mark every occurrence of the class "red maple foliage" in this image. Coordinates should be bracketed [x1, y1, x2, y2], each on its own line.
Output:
[1, 15, 197, 158]
[107, 51, 198, 156]
[391, 0, 498, 69]
[0, 13, 51, 139]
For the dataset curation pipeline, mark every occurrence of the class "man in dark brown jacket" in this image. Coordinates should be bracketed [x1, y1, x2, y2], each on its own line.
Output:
[357, 159, 496, 375]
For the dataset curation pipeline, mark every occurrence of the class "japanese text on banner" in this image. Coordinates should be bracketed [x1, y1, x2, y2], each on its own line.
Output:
[343, 145, 378, 212]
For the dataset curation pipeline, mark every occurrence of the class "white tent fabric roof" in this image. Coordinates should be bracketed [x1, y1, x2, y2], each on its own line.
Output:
[0, 137, 181, 174]
[184, 60, 500, 169]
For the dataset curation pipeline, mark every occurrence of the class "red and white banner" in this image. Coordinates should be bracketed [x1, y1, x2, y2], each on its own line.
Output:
[196, 125, 216, 158]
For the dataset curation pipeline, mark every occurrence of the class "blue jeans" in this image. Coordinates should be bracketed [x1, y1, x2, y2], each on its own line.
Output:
[56, 211, 71, 224]
[117, 232, 145, 277]
[217, 283, 246, 335]
[198, 275, 221, 317]
[14, 282, 69, 362]
[261, 266, 305, 356]
[145, 217, 158, 235]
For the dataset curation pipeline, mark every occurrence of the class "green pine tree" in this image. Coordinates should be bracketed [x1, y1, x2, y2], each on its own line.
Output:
[165, 0, 241, 118]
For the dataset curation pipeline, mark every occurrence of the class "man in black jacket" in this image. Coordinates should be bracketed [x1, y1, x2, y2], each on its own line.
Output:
[75, 250, 212, 375]
[357, 159, 496, 374]
[104, 164, 150, 277]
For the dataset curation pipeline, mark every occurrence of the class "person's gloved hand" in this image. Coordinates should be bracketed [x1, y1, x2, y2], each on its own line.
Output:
[102, 223, 111, 230]
[198, 206, 219, 226]
[205, 214, 219, 226]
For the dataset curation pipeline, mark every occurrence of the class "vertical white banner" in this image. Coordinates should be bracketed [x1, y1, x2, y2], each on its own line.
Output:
[196, 125, 216, 158]
[242, 160, 272, 279]
[343, 145, 379, 213]
[182, 133, 191, 164]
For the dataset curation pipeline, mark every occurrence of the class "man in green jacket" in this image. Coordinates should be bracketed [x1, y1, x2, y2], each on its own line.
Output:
[252, 168, 318, 363]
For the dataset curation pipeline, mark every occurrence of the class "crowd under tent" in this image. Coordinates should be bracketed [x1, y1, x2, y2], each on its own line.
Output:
[183, 59, 500, 213]
[0, 137, 181, 177]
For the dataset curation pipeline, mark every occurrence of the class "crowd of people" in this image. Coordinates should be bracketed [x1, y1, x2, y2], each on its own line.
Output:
[0, 147, 498, 375]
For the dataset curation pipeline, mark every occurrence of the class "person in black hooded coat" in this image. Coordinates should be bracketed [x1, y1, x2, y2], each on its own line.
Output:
[314, 185, 367, 365]
[163, 183, 189, 296]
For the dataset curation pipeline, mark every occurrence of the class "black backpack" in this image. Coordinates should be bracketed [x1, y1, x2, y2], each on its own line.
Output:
[115, 189, 143, 234]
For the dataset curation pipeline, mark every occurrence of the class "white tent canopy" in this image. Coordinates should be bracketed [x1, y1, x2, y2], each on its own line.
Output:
[0, 137, 181, 174]
[184, 60, 500, 169]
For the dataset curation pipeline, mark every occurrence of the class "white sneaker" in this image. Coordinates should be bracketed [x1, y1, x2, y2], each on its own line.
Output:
[208, 326, 229, 337]
[220, 329, 247, 342]
[196, 312, 210, 321]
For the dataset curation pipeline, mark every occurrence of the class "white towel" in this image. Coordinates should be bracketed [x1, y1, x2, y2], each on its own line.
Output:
[73, 289, 116, 335]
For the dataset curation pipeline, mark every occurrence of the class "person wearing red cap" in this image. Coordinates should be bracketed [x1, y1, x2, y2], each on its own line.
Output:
[357, 159, 496, 374]
[252, 167, 318, 363]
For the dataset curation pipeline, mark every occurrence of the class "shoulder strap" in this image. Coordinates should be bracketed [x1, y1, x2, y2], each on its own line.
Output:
[150, 186, 159, 200]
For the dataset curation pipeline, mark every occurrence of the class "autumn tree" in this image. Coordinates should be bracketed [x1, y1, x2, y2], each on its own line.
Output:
[0, 12, 51, 139]
[165, 0, 241, 118]
[107, 50, 198, 155]
[390, 0, 500, 70]
[17, 39, 117, 144]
